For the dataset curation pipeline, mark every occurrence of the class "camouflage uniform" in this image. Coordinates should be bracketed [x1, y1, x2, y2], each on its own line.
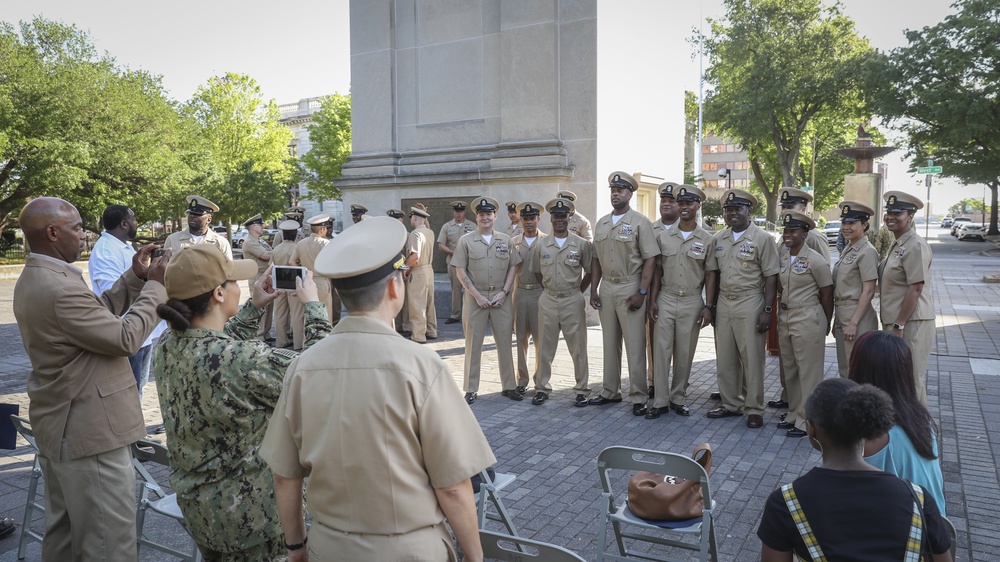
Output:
[153, 300, 332, 559]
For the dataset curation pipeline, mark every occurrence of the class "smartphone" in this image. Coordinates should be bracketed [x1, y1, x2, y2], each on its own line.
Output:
[272, 266, 307, 291]
[152, 248, 166, 258]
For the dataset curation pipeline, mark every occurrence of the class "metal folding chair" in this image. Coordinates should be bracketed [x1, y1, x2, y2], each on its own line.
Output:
[10, 415, 43, 561]
[480, 529, 587, 561]
[131, 439, 203, 562]
[475, 468, 520, 537]
[596, 446, 718, 562]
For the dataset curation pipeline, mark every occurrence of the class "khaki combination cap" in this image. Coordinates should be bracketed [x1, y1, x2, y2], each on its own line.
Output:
[471, 196, 500, 213]
[185, 195, 219, 215]
[286, 206, 306, 214]
[350, 204, 368, 215]
[409, 206, 430, 218]
[676, 184, 704, 202]
[306, 214, 331, 226]
[242, 214, 264, 227]
[517, 201, 544, 217]
[608, 171, 638, 192]
[779, 187, 814, 206]
[839, 201, 875, 222]
[546, 198, 575, 215]
[165, 245, 256, 300]
[781, 210, 815, 230]
[315, 216, 409, 290]
[658, 182, 680, 198]
[556, 190, 577, 202]
[450, 201, 467, 210]
[723, 188, 758, 208]
[278, 219, 300, 230]
[505, 201, 518, 213]
[385, 209, 405, 219]
[884, 191, 924, 212]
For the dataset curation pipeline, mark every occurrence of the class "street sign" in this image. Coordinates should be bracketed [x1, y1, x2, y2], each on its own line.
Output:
[917, 166, 942, 174]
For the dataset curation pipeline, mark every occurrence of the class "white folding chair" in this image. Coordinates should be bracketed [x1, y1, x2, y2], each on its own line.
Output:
[481, 529, 587, 561]
[10, 415, 43, 560]
[475, 469, 520, 537]
[596, 446, 718, 562]
[131, 439, 203, 562]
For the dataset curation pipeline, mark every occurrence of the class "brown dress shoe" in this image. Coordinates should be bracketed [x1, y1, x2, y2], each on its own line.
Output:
[746, 414, 764, 428]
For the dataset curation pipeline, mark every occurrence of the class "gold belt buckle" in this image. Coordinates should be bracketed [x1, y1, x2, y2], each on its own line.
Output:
[726, 292, 738, 300]
[678, 290, 687, 297]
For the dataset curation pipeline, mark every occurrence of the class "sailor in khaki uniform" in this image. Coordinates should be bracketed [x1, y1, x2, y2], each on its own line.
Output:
[405, 205, 437, 343]
[388, 209, 411, 335]
[349, 204, 369, 225]
[556, 190, 593, 241]
[775, 212, 834, 437]
[163, 195, 233, 260]
[647, 185, 713, 419]
[261, 217, 495, 562]
[705, 189, 780, 428]
[438, 201, 476, 324]
[271, 220, 301, 349]
[878, 191, 934, 404]
[833, 201, 879, 378]
[452, 196, 522, 404]
[511, 202, 546, 395]
[242, 213, 275, 340]
[505, 201, 523, 238]
[290, 215, 334, 327]
[530, 198, 593, 406]
[646, 182, 681, 400]
[272, 206, 307, 246]
[588, 172, 659, 416]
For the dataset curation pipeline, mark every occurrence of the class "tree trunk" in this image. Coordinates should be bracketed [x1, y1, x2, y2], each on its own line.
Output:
[989, 180, 999, 236]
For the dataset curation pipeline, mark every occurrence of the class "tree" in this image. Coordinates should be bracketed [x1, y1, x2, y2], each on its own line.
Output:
[296, 93, 351, 203]
[183, 73, 294, 231]
[702, 0, 875, 222]
[872, 0, 1000, 235]
[949, 198, 985, 217]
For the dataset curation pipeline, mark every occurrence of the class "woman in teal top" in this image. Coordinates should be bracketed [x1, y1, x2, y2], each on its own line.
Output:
[850, 330, 946, 514]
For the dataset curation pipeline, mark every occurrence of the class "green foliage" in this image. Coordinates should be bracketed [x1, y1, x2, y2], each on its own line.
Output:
[702, 0, 875, 222]
[949, 198, 985, 216]
[872, 0, 1000, 234]
[296, 93, 351, 202]
[700, 197, 724, 222]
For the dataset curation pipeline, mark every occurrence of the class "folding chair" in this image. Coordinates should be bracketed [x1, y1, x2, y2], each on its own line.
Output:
[480, 529, 587, 562]
[10, 415, 43, 561]
[131, 439, 203, 562]
[596, 446, 718, 562]
[474, 468, 520, 537]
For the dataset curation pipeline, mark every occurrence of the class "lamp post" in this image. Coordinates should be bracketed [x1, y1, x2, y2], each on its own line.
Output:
[718, 167, 732, 190]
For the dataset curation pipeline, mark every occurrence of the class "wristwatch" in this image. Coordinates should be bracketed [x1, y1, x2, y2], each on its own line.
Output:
[638, 288, 648, 296]
[763, 306, 773, 314]
[893, 322, 905, 331]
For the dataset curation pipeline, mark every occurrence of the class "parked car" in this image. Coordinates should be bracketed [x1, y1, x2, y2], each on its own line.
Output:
[956, 223, 987, 241]
[941, 216, 954, 228]
[822, 221, 842, 245]
[231, 228, 248, 248]
[951, 216, 972, 236]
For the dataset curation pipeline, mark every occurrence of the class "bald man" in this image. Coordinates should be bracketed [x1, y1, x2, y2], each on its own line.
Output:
[14, 197, 169, 561]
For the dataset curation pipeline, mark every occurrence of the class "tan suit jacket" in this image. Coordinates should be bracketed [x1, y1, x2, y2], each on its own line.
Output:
[13, 255, 166, 460]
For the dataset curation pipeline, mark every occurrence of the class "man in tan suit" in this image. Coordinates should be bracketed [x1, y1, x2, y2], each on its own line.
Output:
[405, 205, 437, 343]
[163, 195, 233, 259]
[13, 197, 168, 561]
[242, 213, 274, 340]
[290, 215, 333, 330]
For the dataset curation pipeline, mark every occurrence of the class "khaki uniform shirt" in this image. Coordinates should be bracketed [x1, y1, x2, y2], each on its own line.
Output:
[290, 234, 330, 277]
[506, 222, 524, 239]
[273, 228, 306, 246]
[569, 213, 594, 242]
[260, 316, 496, 535]
[593, 209, 659, 280]
[834, 238, 879, 302]
[778, 247, 833, 306]
[878, 228, 933, 322]
[438, 219, 475, 265]
[241, 234, 272, 277]
[706, 223, 781, 292]
[452, 231, 522, 293]
[530, 234, 593, 293]
[408, 225, 435, 267]
[271, 240, 297, 267]
[777, 229, 831, 263]
[657, 226, 712, 293]
[164, 229, 233, 260]
[513, 232, 546, 289]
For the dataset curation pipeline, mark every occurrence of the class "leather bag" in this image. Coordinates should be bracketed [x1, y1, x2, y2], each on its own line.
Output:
[627, 443, 713, 521]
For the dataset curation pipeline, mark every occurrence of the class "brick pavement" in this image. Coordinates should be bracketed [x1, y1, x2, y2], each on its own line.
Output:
[0, 248, 997, 561]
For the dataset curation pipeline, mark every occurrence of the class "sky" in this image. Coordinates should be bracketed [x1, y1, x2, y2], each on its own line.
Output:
[4, 0, 985, 216]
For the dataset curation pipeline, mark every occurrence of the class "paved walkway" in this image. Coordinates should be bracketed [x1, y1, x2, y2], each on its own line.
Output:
[0, 244, 997, 560]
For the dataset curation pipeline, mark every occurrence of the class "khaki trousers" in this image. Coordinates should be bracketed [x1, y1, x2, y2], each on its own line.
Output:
[535, 290, 589, 393]
[833, 301, 878, 377]
[273, 292, 291, 348]
[884, 319, 935, 405]
[289, 296, 305, 350]
[598, 280, 648, 403]
[407, 266, 437, 342]
[39, 443, 137, 562]
[778, 304, 827, 430]
[448, 264, 463, 320]
[514, 287, 542, 387]
[309, 520, 456, 562]
[396, 277, 411, 333]
[652, 292, 704, 408]
[315, 277, 334, 322]
[715, 293, 766, 415]
[462, 291, 516, 393]
[252, 273, 273, 339]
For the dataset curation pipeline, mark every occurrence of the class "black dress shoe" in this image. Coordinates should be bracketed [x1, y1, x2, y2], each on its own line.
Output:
[574, 394, 589, 407]
[645, 406, 662, 419]
[588, 396, 623, 406]
[445, 318, 460, 324]
[779, 412, 787, 421]
[709, 392, 721, 400]
[531, 392, 548, 405]
[776, 421, 794, 430]
[647, 386, 655, 399]
[706, 406, 741, 418]
[426, 335, 438, 340]
[465, 392, 477, 404]
[0, 518, 15, 540]
[153, 424, 166, 435]
[502, 390, 524, 401]
[767, 398, 789, 409]
[632, 403, 648, 416]
[786, 427, 807, 438]
[400, 330, 413, 338]
[515, 385, 527, 395]
[670, 403, 691, 416]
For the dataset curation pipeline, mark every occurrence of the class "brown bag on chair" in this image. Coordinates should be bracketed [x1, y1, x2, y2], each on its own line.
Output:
[626, 443, 713, 521]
